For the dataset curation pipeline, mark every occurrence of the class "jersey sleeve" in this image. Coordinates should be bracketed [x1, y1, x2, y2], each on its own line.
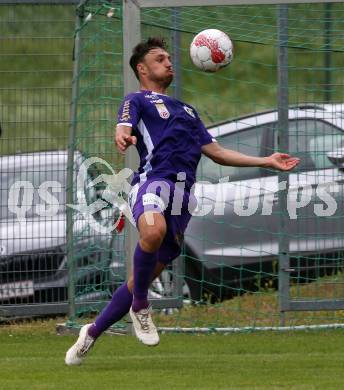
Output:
[195, 112, 217, 146]
[117, 93, 142, 128]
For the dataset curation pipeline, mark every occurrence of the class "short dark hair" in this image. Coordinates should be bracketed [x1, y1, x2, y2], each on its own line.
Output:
[129, 37, 168, 80]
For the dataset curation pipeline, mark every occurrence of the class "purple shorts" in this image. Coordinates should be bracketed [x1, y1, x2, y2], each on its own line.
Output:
[129, 178, 196, 265]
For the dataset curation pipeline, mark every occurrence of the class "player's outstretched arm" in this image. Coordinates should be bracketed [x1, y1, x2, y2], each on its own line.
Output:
[115, 124, 137, 154]
[201, 142, 300, 171]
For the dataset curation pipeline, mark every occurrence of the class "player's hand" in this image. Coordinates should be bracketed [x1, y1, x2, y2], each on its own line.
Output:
[115, 133, 137, 154]
[263, 153, 300, 171]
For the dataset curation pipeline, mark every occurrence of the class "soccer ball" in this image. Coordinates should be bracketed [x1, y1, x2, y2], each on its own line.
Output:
[190, 29, 233, 72]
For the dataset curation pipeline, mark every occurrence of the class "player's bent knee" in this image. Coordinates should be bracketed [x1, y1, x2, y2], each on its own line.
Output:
[140, 229, 165, 252]
[138, 212, 167, 252]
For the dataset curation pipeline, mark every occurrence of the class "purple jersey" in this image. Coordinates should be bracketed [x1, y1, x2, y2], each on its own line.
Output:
[117, 90, 215, 190]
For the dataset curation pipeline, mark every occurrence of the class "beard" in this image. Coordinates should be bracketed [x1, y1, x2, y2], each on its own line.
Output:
[149, 71, 173, 89]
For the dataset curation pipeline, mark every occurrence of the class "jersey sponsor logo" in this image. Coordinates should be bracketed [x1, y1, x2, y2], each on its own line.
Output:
[144, 94, 164, 104]
[155, 103, 170, 119]
[144, 93, 159, 99]
[183, 105, 196, 118]
[120, 100, 131, 122]
[147, 98, 164, 105]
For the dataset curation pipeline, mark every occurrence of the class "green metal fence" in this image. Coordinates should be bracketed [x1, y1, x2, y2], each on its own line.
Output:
[1, 1, 344, 332]
[0, 3, 76, 317]
[69, 0, 344, 331]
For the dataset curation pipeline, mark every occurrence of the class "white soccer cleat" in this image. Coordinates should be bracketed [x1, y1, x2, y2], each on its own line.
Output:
[65, 324, 95, 366]
[129, 305, 160, 346]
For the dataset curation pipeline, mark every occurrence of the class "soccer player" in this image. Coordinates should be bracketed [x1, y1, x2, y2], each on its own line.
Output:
[65, 37, 300, 365]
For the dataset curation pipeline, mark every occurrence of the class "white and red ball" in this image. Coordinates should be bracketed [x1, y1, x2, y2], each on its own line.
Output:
[190, 29, 233, 72]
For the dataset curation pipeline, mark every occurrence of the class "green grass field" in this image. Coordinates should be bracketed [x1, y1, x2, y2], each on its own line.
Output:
[0, 320, 344, 390]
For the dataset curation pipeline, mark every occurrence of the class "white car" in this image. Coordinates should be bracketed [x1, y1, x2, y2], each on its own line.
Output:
[0, 151, 123, 316]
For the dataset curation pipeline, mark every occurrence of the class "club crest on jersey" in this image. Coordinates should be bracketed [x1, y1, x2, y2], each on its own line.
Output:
[155, 103, 170, 119]
[183, 105, 195, 118]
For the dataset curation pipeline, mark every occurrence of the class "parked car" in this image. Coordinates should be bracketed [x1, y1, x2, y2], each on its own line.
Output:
[0, 150, 125, 316]
[2, 104, 344, 313]
[179, 104, 344, 301]
[0, 149, 186, 316]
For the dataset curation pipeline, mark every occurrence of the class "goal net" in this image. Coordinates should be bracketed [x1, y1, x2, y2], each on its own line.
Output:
[68, 0, 344, 331]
